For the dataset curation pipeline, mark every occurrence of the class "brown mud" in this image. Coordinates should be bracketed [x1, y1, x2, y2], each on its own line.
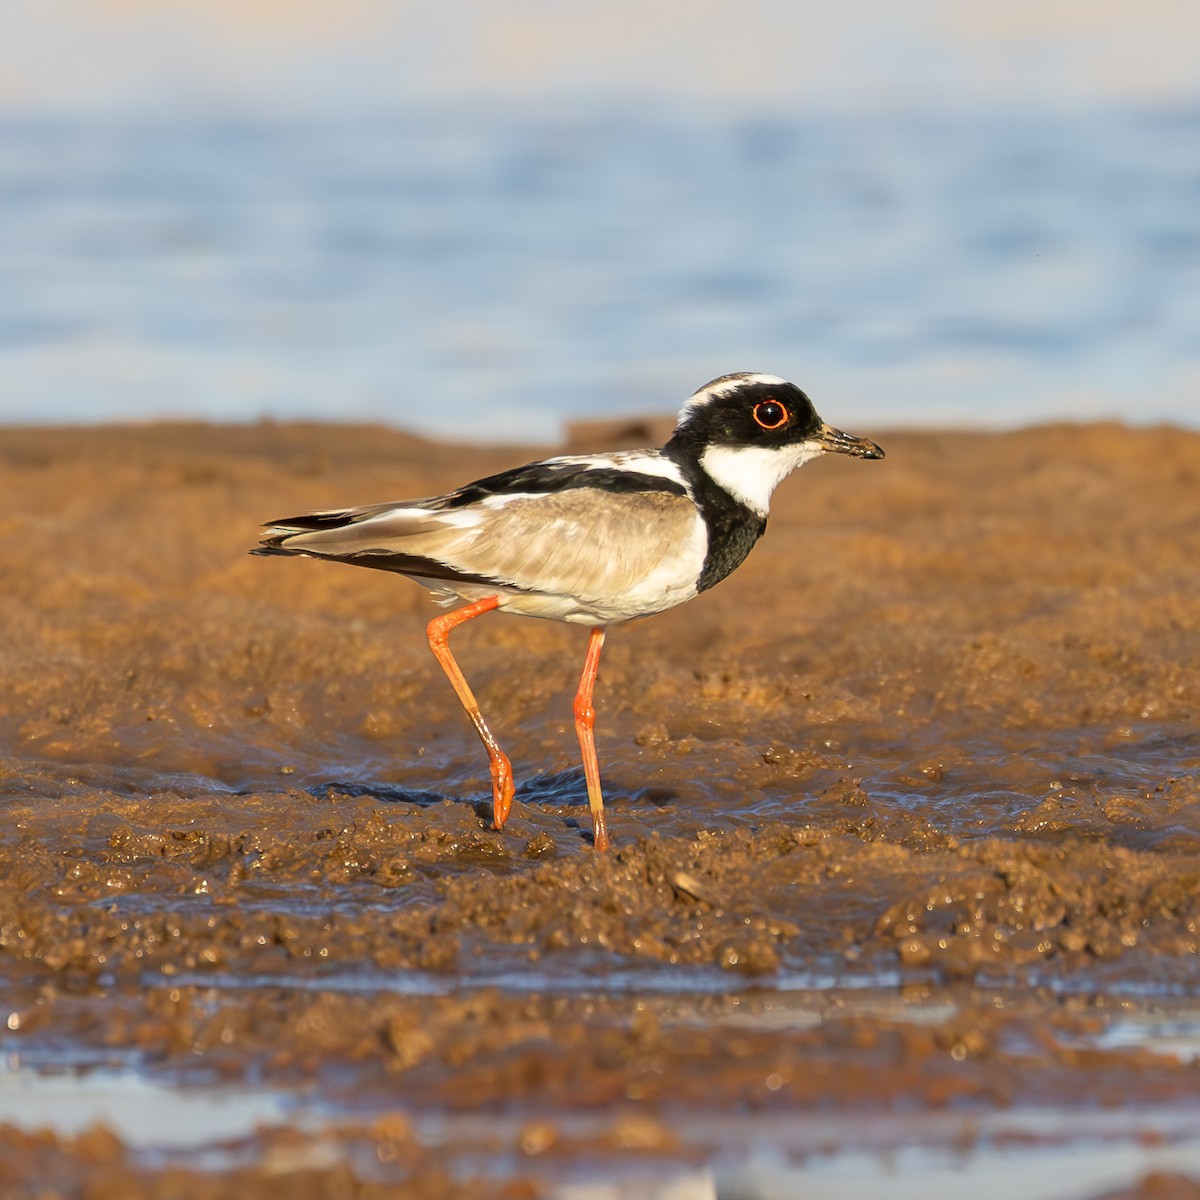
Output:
[0, 419, 1199, 1197]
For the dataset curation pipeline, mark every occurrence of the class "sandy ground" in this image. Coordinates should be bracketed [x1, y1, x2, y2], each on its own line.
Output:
[0, 418, 1199, 1197]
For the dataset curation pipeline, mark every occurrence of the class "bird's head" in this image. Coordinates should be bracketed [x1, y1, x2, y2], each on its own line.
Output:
[665, 373, 884, 515]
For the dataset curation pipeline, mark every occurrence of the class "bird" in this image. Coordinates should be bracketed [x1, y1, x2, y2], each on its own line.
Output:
[254, 373, 884, 852]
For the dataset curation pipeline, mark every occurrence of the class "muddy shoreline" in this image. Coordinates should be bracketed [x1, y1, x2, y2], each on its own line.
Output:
[1, 419, 1198, 1197]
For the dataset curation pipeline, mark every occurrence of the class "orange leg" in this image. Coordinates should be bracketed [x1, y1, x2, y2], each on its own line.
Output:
[573, 627, 610, 852]
[426, 596, 514, 831]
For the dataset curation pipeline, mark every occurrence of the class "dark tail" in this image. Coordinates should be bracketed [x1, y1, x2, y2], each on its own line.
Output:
[252, 509, 361, 557]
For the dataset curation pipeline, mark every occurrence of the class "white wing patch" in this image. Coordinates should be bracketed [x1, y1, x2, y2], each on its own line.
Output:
[531, 450, 689, 489]
[360, 504, 484, 530]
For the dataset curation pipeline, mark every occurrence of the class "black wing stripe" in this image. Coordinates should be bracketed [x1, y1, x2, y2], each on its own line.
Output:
[437, 466, 687, 509]
[268, 546, 519, 591]
[260, 503, 399, 532]
[260, 514, 346, 531]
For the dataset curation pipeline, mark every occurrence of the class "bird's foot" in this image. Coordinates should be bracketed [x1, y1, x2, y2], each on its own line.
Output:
[591, 811, 610, 853]
[489, 752, 515, 831]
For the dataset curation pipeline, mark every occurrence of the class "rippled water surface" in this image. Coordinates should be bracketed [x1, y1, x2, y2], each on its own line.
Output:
[2, 106, 1199, 437]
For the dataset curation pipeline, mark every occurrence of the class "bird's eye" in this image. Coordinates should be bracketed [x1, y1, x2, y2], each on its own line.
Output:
[753, 400, 788, 430]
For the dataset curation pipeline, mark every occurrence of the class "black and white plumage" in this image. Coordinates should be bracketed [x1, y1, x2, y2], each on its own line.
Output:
[255, 373, 884, 850]
[256, 373, 884, 622]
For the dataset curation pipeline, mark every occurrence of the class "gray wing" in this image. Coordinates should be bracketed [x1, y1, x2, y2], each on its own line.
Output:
[259, 488, 704, 603]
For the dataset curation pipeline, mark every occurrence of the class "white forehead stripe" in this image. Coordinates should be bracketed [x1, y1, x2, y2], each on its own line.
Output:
[679, 373, 791, 420]
[699, 441, 824, 516]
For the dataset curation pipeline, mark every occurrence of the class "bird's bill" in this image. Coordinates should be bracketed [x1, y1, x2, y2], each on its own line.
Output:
[818, 423, 885, 460]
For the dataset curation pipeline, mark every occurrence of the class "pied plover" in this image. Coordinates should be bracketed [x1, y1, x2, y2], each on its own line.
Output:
[254, 373, 884, 851]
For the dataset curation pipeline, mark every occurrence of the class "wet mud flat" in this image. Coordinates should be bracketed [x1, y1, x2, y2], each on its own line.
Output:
[0, 419, 1199, 1198]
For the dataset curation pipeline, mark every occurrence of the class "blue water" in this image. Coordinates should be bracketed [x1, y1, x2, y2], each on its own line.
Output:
[2, 106, 1198, 440]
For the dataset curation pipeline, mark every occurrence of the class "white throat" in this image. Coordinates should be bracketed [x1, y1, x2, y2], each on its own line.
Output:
[698, 442, 824, 515]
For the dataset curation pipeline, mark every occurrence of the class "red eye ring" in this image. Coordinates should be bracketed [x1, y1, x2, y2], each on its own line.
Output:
[753, 399, 788, 430]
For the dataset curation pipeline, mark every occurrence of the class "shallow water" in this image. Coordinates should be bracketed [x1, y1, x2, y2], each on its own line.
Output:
[2, 106, 1199, 437]
[6, 1004, 1200, 1198]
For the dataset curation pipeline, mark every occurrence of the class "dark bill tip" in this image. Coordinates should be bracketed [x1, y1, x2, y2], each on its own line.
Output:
[819, 423, 885, 460]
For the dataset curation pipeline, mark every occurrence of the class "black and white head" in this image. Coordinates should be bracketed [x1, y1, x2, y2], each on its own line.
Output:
[665, 372, 884, 515]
